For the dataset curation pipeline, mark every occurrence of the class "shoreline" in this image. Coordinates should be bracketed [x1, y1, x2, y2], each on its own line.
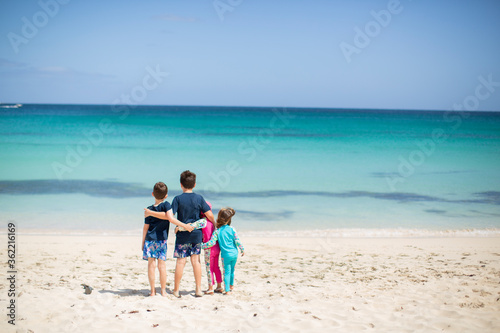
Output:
[3, 227, 500, 238]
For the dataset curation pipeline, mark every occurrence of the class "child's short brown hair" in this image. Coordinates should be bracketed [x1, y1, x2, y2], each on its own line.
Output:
[153, 182, 168, 200]
[180, 170, 196, 189]
[216, 207, 235, 228]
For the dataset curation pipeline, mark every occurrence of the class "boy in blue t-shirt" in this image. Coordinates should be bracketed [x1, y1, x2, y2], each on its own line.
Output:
[145, 171, 215, 298]
[142, 182, 194, 297]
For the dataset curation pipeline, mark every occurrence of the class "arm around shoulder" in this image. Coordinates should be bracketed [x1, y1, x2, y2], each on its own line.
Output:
[166, 209, 194, 232]
[144, 208, 168, 220]
[202, 229, 219, 249]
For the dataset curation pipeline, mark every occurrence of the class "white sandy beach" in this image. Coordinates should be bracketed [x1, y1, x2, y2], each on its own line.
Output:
[1, 234, 499, 332]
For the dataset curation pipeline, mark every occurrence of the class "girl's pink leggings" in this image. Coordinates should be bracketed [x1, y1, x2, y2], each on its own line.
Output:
[204, 247, 222, 286]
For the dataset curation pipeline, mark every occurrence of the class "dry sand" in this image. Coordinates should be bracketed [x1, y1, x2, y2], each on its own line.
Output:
[1, 234, 499, 332]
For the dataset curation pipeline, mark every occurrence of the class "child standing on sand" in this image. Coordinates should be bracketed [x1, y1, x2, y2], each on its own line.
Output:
[201, 202, 223, 294]
[202, 207, 244, 295]
[145, 171, 215, 298]
[176, 201, 223, 294]
[142, 182, 194, 297]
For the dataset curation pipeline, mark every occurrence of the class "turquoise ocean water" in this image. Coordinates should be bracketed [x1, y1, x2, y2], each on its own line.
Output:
[0, 104, 499, 236]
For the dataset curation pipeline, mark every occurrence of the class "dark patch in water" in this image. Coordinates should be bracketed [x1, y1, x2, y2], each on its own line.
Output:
[0, 180, 499, 207]
[474, 191, 500, 205]
[424, 209, 447, 214]
[468, 209, 500, 217]
[0, 179, 169, 198]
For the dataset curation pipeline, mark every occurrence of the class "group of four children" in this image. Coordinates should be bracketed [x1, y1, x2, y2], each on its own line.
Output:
[142, 170, 245, 298]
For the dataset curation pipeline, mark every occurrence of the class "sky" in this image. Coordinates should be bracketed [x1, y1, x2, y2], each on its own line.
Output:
[0, 0, 499, 111]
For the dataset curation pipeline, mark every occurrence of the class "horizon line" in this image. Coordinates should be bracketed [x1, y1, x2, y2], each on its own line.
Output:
[2, 102, 499, 113]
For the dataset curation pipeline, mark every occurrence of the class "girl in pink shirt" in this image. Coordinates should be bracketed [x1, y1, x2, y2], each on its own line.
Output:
[202, 202, 223, 294]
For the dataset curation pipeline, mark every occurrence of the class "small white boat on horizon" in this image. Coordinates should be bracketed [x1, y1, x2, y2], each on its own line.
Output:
[0, 103, 23, 108]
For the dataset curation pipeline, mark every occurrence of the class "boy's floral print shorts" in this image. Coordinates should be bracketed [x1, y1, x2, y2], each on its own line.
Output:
[173, 243, 201, 258]
[143, 240, 168, 261]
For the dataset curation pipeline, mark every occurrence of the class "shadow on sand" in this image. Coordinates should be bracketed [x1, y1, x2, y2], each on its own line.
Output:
[99, 288, 198, 298]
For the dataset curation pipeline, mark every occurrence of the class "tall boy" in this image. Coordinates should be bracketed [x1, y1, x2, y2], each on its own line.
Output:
[142, 182, 194, 297]
[146, 171, 215, 298]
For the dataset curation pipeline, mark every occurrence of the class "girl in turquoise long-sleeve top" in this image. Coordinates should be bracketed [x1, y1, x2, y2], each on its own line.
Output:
[202, 207, 245, 295]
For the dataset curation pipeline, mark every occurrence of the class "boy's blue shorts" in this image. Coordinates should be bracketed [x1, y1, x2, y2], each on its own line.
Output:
[143, 240, 168, 261]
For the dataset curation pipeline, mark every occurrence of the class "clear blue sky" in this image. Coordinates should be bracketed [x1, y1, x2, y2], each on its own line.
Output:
[1, 0, 499, 111]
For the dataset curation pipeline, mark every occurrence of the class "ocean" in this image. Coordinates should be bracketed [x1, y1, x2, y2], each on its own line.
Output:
[1, 104, 499, 236]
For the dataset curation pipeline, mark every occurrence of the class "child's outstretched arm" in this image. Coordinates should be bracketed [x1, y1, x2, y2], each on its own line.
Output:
[233, 229, 245, 256]
[201, 229, 220, 249]
[143, 208, 194, 232]
[144, 208, 167, 220]
[165, 210, 194, 232]
[177, 218, 207, 232]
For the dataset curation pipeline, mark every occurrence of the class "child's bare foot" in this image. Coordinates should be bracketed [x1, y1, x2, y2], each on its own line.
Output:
[172, 290, 181, 298]
[160, 290, 168, 297]
[195, 288, 203, 297]
[148, 289, 156, 296]
[224, 291, 232, 296]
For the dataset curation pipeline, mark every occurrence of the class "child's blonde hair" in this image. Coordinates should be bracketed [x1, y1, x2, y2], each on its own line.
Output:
[216, 207, 235, 228]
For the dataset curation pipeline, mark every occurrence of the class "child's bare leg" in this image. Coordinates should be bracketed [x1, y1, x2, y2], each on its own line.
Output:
[173, 258, 186, 297]
[157, 259, 167, 297]
[147, 258, 156, 296]
[190, 254, 202, 296]
[204, 249, 213, 293]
